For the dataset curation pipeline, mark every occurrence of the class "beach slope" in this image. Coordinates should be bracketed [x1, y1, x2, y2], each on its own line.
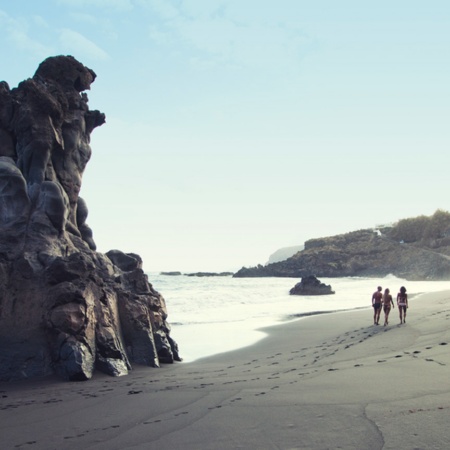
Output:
[1, 291, 449, 449]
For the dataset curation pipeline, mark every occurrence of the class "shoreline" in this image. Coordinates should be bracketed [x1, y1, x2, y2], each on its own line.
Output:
[162, 275, 447, 364]
[175, 290, 426, 364]
[1, 290, 450, 449]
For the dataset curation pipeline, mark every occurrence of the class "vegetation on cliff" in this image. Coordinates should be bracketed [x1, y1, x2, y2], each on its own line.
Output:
[382, 209, 450, 253]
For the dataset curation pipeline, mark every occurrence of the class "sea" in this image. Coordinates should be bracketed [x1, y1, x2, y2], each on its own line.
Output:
[149, 273, 450, 363]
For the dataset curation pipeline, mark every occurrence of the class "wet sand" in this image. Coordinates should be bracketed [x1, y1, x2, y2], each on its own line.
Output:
[1, 290, 450, 449]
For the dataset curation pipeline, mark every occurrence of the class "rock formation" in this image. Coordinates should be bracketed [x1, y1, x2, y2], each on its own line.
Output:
[234, 228, 450, 280]
[289, 275, 335, 295]
[0, 55, 180, 382]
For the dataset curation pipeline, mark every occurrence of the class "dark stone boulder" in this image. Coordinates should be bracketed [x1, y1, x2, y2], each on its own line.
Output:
[289, 275, 335, 296]
[0, 56, 180, 382]
[106, 249, 142, 272]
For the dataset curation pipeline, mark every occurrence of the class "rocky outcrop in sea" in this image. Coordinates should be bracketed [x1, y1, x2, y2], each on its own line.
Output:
[289, 275, 335, 295]
[0, 56, 180, 382]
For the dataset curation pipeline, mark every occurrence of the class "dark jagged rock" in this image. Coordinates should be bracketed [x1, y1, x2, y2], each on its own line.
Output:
[0, 56, 180, 382]
[234, 229, 450, 280]
[289, 275, 335, 296]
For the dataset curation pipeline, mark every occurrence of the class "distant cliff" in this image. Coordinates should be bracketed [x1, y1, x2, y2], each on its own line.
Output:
[234, 211, 450, 281]
[267, 245, 304, 264]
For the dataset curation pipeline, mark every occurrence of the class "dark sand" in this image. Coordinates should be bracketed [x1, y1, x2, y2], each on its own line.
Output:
[1, 291, 450, 449]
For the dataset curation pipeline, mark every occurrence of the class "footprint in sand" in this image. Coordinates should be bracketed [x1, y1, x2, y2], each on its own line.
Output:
[144, 419, 162, 424]
[43, 399, 62, 404]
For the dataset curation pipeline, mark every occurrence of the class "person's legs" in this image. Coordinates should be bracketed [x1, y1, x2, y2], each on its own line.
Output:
[373, 306, 377, 325]
[384, 306, 390, 325]
[376, 306, 381, 325]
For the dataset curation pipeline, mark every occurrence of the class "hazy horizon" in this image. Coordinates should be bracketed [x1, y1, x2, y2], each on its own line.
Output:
[1, 1, 449, 273]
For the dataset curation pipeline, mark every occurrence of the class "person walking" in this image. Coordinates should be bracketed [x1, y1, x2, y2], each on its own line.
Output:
[372, 286, 383, 325]
[397, 286, 408, 324]
[382, 288, 394, 326]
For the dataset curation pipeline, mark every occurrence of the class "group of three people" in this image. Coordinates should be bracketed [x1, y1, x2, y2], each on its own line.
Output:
[372, 285, 408, 326]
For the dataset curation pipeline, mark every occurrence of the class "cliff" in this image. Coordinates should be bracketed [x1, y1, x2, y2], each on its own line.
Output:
[0, 56, 180, 381]
[267, 245, 304, 264]
[234, 222, 450, 280]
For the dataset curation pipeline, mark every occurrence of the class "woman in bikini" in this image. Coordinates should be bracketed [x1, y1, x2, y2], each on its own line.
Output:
[382, 288, 394, 326]
[397, 286, 408, 324]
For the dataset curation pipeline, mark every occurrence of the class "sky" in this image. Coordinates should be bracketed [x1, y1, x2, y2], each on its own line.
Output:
[1, 1, 450, 273]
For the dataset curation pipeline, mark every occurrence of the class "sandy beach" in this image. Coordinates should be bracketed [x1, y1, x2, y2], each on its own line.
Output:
[1, 290, 449, 450]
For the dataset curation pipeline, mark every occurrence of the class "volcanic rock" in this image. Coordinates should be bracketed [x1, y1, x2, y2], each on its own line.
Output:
[0, 56, 180, 381]
[289, 275, 335, 296]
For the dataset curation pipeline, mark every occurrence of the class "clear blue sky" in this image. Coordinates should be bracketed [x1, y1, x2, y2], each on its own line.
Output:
[1, 1, 450, 272]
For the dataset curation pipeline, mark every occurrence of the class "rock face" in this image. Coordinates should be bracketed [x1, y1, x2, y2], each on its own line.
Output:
[234, 229, 450, 280]
[0, 56, 180, 382]
[289, 275, 335, 296]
